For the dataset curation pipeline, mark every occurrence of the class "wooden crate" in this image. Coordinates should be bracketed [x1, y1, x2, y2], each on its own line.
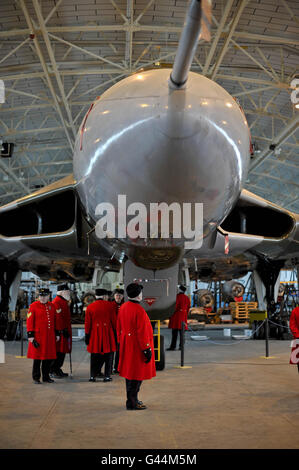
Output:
[247, 302, 258, 311]
[229, 302, 258, 323]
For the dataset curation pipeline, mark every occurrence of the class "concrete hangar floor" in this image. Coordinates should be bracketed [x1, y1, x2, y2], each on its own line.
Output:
[1, 325, 298, 450]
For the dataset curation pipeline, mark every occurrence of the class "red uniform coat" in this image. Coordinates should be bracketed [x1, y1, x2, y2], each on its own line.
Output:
[85, 299, 116, 354]
[52, 295, 72, 354]
[168, 293, 190, 330]
[289, 307, 299, 364]
[117, 301, 156, 381]
[26, 301, 57, 360]
[110, 300, 123, 331]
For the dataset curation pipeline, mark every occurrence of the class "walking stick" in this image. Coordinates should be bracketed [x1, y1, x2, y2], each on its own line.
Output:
[68, 335, 73, 378]
[69, 352, 73, 378]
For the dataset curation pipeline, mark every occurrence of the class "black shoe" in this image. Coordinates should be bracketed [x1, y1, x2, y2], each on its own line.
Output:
[33, 379, 41, 384]
[166, 347, 176, 351]
[59, 369, 68, 377]
[43, 378, 55, 383]
[126, 403, 147, 410]
[51, 370, 64, 379]
[89, 377, 96, 382]
[103, 377, 112, 382]
[112, 369, 119, 374]
[97, 372, 104, 378]
[137, 400, 143, 405]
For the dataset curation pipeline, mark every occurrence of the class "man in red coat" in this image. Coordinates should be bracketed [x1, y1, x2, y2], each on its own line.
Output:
[167, 285, 191, 350]
[50, 283, 72, 378]
[85, 288, 116, 382]
[117, 283, 156, 410]
[111, 288, 124, 374]
[289, 306, 299, 371]
[27, 287, 60, 384]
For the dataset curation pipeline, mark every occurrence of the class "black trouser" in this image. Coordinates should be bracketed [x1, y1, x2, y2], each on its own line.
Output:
[126, 379, 142, 409]
[32, 359, 52, 381]
[50, 352, 66, 373]
[113, 345, 119, 371]
[90, 352, 113, 378]
[112, 331, 119, 372]
[169, 329, 182, 349]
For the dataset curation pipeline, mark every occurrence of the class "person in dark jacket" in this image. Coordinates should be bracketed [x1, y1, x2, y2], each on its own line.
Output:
[111, 288, 124, 373]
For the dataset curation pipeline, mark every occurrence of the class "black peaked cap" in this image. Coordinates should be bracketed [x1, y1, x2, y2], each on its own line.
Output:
[114, 288, 124, 295]
[95, 288, 108, 296]
[57, 283, 69, 291]
[126, 283, 143, 299]
[39, 288, 50, 295]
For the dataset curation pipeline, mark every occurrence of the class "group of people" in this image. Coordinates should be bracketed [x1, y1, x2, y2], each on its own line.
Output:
[26, 279, 299, 410]
[84, 287, 124, 382]
[26, 282, 157, 410]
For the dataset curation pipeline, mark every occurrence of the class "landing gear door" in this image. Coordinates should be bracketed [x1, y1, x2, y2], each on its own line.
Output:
[123, 260, 178, 321]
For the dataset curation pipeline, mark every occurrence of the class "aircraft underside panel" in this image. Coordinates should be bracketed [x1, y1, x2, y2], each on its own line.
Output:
[123, 260, 178, 321]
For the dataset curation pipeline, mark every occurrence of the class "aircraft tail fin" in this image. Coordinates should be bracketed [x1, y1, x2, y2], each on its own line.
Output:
[170, 0, 211, 88]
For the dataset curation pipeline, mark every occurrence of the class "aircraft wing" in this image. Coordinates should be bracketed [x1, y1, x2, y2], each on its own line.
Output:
[0, 175, 120, 281]
[182, 189, 299, 281]
[0, 175, 297, 283]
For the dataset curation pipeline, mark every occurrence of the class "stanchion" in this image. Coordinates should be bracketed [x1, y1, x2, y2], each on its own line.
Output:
[260, 313, 275, 359]
[15, 318, 26, 358]
[265, 316, 269, 358]
[180, 323, 184, 367]
[174, 322, 192, 369]
[21, 318, 23, 357]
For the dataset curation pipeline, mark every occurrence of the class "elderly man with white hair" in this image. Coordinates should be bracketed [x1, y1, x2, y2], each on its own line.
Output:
[27, 287, 60, 384]
[50, 283, 72, 378]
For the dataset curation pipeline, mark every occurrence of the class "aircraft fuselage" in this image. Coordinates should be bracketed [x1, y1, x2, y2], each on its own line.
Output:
[74, 69, 250, 269]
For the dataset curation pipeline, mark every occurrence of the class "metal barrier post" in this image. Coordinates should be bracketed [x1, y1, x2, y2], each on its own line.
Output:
[16, 318, 27, 359]
[174, 321, 191, 369]
[180, 322, 185, 367]
[20, 319, 23, 357]
[265, 314, 269, 358]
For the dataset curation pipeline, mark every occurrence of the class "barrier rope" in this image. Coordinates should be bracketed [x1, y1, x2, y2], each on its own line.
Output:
[268, 319, 290, 330]
[186, 320, 266, 346]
